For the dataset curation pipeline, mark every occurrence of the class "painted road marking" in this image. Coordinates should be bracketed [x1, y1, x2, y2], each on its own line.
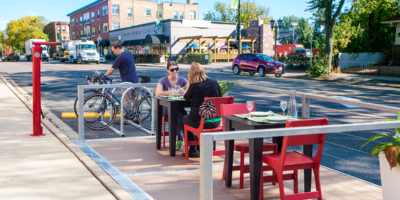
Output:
[62, 112, 121, 118]
[318, 91, 400, 103]
[229, 91, 388, 119]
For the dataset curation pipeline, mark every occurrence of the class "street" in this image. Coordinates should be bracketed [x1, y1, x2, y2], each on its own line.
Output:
[1, 59, 399, 186]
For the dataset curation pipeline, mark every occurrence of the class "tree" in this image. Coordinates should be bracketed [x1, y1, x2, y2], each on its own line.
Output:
[3, 16, 49, 52]
[334, 0, 400, 55]
[307, 0, 346, 74]
[203, 0, 272, 28]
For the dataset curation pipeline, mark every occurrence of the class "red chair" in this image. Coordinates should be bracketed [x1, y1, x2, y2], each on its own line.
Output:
[260, 118, 329, 200]
[221, 104, 278, 189]
[162, 116, 169, 148]
[183, 96, 234, 159]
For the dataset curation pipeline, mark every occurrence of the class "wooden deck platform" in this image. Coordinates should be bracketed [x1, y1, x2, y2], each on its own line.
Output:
[87, 137, 382, 200]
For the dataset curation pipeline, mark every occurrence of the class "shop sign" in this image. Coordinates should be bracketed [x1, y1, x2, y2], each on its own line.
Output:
[154, 22, 163, 34]
[205, 55, 209, 60]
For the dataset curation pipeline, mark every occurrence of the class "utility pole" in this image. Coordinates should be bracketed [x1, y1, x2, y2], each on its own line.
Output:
[236, 0, 241, 54]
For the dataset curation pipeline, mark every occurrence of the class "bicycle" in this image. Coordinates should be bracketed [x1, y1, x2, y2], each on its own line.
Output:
[77, 74, 153, 131]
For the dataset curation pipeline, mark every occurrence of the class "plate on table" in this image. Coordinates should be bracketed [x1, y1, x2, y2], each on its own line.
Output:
[266, 116, 287, 121]
[250, 112, 272, 117]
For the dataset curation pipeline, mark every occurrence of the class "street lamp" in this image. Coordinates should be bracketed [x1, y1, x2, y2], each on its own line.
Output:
[270, 18, 283, 60]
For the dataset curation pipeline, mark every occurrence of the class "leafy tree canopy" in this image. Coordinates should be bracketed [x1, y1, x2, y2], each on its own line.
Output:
[3, 16, 49, 52]
[203, 0, 272, 28]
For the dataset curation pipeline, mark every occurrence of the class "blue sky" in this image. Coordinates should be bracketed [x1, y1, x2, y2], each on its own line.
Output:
[0, 0, 348, 31]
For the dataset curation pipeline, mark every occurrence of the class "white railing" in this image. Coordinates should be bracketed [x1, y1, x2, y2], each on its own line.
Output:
[77, 83, 157, 142]
[199, 83, 400, 200]
[199, 121, 400, 200]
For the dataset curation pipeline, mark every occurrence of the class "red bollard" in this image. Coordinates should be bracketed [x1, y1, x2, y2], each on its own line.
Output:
[30, 41, 61, 137]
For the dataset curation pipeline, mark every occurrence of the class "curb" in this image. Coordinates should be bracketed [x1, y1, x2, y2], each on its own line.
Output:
[0, 77, 135, 200]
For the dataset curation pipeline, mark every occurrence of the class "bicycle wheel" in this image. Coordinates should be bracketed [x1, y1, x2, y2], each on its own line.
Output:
[83, 94, 117, 130]
[74, 89, 100, 117]
[135, 95, 153, 130]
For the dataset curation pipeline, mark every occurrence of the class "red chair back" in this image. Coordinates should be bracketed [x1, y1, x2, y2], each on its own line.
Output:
[221, 103, 256, 116]
[279, 118, 329, 164]
[204, 96, 234, 117]
[285, 118, 329, 147]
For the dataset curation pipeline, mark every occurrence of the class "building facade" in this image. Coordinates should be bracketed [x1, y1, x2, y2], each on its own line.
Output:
[109, 19, 241, 57]
[43, 22, 70, 57]
[67, 0, 199, 55]
[247, 19, 274, 56]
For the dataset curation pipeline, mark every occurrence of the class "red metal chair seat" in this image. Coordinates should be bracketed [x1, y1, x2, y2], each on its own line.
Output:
[259, 118, 329, 200]
[183, 97, 234, 159]
[221, 103, 277, 189]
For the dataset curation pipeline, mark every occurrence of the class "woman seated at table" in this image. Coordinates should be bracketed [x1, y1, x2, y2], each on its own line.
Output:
[180, 62, 222, 157]
[156, 61, 189, 150]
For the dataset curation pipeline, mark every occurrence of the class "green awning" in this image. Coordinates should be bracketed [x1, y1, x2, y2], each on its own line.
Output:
[99, 40, 110, 47]
[122, 40, 133, 46]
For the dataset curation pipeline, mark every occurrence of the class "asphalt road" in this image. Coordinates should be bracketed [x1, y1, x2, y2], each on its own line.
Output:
[1, 59, 400, 186]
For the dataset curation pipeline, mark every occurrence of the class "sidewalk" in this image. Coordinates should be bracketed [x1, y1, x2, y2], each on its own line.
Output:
[0, 78, 132, 200]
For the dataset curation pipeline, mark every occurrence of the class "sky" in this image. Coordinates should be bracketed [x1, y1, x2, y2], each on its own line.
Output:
[0, 0, 350, 31]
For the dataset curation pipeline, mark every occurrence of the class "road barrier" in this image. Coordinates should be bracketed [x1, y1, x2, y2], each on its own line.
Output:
[200, 83, 400, 200]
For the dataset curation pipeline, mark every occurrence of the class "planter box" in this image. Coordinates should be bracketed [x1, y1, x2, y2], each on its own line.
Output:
[379, 152, 400, 200]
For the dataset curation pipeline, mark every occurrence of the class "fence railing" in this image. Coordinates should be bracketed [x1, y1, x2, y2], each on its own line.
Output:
[199, 83, 400, 200]
[339, 61, 400, 77]
[77, 83, 157, 142]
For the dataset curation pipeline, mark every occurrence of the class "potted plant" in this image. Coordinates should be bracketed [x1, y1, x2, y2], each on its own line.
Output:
[360, 113, 400, 200]
[217, 80, 234, 96]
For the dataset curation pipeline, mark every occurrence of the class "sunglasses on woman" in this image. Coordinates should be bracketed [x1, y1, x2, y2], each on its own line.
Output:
[169, 68, 179, 72]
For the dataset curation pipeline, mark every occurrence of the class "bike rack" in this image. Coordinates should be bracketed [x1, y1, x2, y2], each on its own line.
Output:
[105, 84, 156, 137]
[77, 83, 157, 142]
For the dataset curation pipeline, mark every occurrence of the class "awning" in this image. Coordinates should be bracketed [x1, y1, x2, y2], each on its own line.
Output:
[131, 39, 145, 46]
[99, 40, 110, 47]
[121, 40, 133, 46]
[144, 34, 169, 44]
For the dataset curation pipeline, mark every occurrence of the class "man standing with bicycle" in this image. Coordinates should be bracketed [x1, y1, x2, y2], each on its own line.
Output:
[104, 42, 138, 124]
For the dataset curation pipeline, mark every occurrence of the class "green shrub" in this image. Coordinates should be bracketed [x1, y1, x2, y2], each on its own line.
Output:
[277, 56, 288, 63]
[187, 52, 212, 64]
[307, 55, 329, 78]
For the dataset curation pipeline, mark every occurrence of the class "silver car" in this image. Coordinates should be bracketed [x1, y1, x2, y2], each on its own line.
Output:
[305, 49, 313, 58]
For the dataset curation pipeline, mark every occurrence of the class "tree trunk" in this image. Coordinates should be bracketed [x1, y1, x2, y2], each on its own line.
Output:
[325, 22, 334, 75]
[368, 12, 375, 49]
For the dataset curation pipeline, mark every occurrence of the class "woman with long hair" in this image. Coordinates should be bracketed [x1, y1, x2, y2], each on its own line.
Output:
[156, 61, 189, 150]
[181, 62, 222, 157]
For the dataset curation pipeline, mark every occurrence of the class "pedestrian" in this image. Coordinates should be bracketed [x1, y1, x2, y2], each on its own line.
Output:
[180, 62, 222, 157]
[155, 61, 189, 150]
[104, 42, 139, 125]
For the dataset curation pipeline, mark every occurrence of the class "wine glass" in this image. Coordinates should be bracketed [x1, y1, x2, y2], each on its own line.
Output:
[280, 101, 288, 116]
[246, 101, 254, 114]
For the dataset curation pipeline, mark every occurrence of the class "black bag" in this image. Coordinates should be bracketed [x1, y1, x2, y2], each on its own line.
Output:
[138, 75, 151, 83]
[199, 98, 216, 120]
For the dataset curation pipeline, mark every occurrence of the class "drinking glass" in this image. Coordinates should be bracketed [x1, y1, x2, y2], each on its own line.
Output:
[280, 101, 288, 116]
[175, 85, 181, 94]
[168, 87, 174, 97]
[246, 101, 254, 113]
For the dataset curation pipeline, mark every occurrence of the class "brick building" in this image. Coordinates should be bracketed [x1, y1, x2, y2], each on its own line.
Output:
[67, 0, 198, 55]
[246, 18, 274, 56]
[43, 22, 70, 57]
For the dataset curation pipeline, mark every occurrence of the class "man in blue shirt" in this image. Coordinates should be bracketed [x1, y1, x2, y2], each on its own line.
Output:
[104, 42, 138, 124]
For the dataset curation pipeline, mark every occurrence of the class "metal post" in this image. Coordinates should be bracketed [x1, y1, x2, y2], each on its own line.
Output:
[31, 45, 45, 136]
[274, 28, 277, 60]
[302, 95, 310, 118]
[236, 0, 241, 54]
[200, 133, 213, 200]
[78, 85, 84, 141]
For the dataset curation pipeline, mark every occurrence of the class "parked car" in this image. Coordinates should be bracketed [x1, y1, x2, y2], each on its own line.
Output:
[232, 53, 286, 77]
[100, 56, 107, 63]
[287, 48, 312, 58]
